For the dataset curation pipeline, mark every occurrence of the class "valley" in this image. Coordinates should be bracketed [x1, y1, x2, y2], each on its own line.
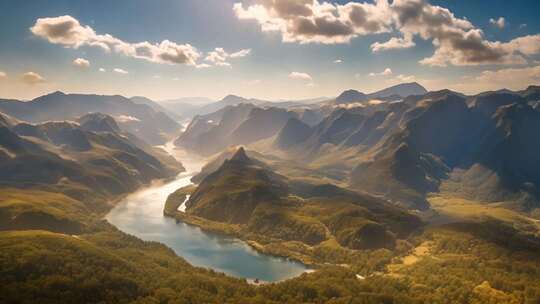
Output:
[3, 1, 540, 302]
[106, 147, 309, 282]
[2, 84, 540, 303]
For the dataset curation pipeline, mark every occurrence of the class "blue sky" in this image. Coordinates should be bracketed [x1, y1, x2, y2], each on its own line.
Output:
[0, 0, 539, 101]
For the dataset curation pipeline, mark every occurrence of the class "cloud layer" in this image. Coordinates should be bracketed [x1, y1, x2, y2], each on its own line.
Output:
[234, 0, 540, 66]
[31, 15, 237, 67]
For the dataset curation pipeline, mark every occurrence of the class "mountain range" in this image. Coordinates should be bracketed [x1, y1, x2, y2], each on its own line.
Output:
[0, 92, 181, 145]
[0, 111, 183, 231]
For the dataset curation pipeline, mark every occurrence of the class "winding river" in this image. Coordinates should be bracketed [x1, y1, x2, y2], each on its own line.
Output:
[106, 146, 308, 282]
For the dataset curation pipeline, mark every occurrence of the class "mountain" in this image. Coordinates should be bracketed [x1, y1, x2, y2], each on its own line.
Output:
[274, 118, 313, 150]
[368, 82, 427, 99]
[0, 112, 184, 218]
[229, 107, 297, 145]
[175, 104, 298, 156]
[0, 92, 180, 145]
[268, 87, 540, 212]
[330, 83, 428, 106]
[130, 96, 181, 121]
[175, 103, 256, 155]
[163, 94, 325, 121]
[335, 89, 368, 104]
[158, 97, 215, 119]
[175, 147, 422, 250]
[78, 112, 121, 133]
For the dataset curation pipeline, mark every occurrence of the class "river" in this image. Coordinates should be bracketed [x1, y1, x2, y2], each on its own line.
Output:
[105, 145, 308, 282]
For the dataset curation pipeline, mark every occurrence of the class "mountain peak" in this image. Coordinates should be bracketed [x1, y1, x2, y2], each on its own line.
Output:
[231, 146, 250, 163]
[368, 82, 427, 99]
[221, 94, 247, 104]
[336, 89, 367, 104]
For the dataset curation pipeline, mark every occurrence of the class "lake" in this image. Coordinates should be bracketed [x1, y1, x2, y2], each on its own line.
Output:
[106, 146, 308, 282]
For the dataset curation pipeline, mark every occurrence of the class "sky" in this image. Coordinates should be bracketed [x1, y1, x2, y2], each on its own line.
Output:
[0, 0, 539, 101]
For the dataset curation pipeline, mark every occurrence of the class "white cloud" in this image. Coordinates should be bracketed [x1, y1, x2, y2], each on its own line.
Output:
[489, 17, 505, 29]
[334, 59, 343, 63]
[230, 49, 251, 58]
[21, 72, 45, 85]
[0, 71, 6, 79]
[113, 68, 128, 74]
[204, 47, 251, 67]
[369, 67, 393, 76]
[289, 71, 313, 81]
[371, 36, 415, 52]
[234, 0, 540, 66]
[31, 15, 201, 66]
[99, 68, 106, 72]
[234, 0, 392, 44]
[72, 57, 90, 68]
[503, 35, 540, 56]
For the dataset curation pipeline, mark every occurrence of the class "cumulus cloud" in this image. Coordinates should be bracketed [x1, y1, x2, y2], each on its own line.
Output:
[31, 15, 201, 66]
[72, 57, 90, 68]
[289, 71, 313, 81]
[113, 68, 128, 74]
[371, 36, 415, 51]
[369, 67, 393, 76]
[204, 48, 251, 67]
[489, 17, 505, 29]
[234, 0, 540, 66]
[234, 0, 392, 44]
[21, 72, 46, 85]
[334, 59, 343, 63]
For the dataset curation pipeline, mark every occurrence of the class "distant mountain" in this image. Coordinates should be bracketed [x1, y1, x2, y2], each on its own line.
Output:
[0, 92, 180, 145]
[130, 96, 181, 121]
[368, 82, 427, 99]
[229, 107, 297, 145]
[271, 86, 540, 211]
[78, 112, 121, 133]
[331, 83, 428, 106]
[175, 103, 297, 156]
[274, 118, 313, 150]
[160, 95, 325, 121]
[158, 97, 215, 119]
[335, 89, 368, 104]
